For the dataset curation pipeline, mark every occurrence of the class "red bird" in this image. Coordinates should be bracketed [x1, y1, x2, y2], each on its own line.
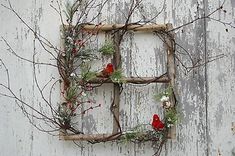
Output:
[151, 114, 165, 131]
[97, 63, 114, 77]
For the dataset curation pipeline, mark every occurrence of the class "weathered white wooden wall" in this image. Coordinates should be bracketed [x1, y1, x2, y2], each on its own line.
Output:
[0, 0, 234, 156]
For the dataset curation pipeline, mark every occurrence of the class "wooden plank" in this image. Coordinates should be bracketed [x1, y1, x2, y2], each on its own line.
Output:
[81, 24, 168, 32]
[163, 1, 208, 155]
[3, 0, 230, 156]
[206, 1, 235, 155]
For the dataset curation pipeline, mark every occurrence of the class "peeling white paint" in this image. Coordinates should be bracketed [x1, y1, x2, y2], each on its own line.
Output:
[0, 0, 234, 156]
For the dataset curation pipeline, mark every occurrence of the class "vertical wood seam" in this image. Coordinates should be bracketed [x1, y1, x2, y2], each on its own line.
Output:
[203, 0, 209, 155]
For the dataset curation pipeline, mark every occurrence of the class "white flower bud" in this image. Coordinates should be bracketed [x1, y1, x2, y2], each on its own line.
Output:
[160, 95, 169, 102]
[70, 73, 76, 77]
[66, 36, 73, 43]
[81, 92, 87, 97]
[165, 101, 171, 108]
[167, 124, 174, 128]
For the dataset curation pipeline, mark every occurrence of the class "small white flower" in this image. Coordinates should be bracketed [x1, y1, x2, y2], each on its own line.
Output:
[165, 101, 171, 108]
[66, 36, 73, 43]
[167, 118, 172, 122]
[81, 92, 87, 97]
[167, 124, 174, 128]
[83, 59, 89, 63]
[160, 95, 169, 102]
[124, 130, 133, 134]
[70, 73, 76, 77]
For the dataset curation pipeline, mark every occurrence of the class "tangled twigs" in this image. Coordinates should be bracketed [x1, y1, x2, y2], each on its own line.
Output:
[0, 67, 59, 134]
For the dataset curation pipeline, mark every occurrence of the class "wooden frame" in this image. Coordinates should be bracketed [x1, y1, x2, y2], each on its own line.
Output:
[59, 23, 175, 141]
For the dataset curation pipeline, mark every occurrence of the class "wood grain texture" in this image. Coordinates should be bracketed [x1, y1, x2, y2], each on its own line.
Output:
[206, 0, 235, 155]
[59, 133, 120, 141]
[81, 24, 167, 32]
[112, 31, 122, 134]
[0, 0, 234, 156]
[85, 76, 170, 84]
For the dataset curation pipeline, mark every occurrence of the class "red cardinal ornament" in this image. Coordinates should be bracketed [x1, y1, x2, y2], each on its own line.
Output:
[97, 63, 114, 77]
[151, 114, 165, 130]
